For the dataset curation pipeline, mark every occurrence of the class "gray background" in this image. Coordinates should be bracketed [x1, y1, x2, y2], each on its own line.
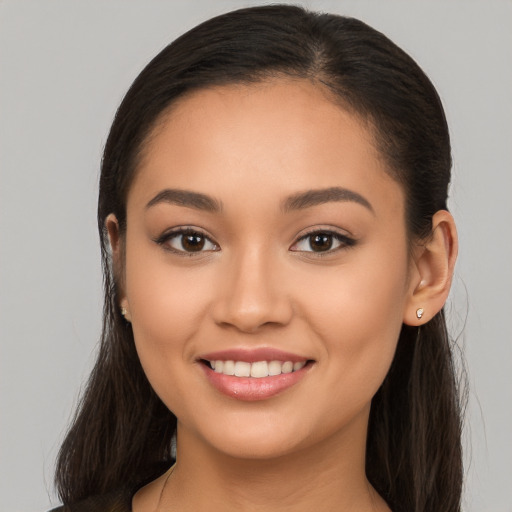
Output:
[1, 1, 511, 510]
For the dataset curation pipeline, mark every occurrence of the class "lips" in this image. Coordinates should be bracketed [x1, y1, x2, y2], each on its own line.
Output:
[200, 347, 309, 364]
[198, 348, 313, 401]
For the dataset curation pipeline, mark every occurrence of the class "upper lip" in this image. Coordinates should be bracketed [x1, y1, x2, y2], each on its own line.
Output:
[199, 347, 311, 364]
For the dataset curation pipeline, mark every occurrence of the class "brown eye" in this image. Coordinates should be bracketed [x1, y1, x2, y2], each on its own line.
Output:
[290, 230, 355, 254]
[309, 233, 333, 252]
[156, 228, 219, 254]
[181, 233, 206, 252]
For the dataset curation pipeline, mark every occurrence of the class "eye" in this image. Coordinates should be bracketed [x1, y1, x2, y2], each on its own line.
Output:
[290, 230, 355, 254]
[155, 228, 219, 254]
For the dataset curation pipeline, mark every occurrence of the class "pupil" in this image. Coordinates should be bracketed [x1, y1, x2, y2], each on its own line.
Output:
[182, 234, 205, 251]
[310, 233, 332, 252]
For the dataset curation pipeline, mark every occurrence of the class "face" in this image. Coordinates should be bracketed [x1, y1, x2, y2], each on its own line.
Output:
[118, 79, 416, 461]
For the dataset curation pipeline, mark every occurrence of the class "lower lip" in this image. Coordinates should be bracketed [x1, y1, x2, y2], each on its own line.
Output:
[200, 363, 311, 401]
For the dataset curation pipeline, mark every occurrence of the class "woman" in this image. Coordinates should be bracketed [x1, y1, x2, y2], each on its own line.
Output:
[53, 5, 463, 511]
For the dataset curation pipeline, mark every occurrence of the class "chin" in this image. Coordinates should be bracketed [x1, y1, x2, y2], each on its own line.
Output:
[209, 432, 303, 460]
[187, 414, 313, 460]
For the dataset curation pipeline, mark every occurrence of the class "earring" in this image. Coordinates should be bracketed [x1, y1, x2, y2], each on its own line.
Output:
[416, 307, 424, 319]
[121, 307, 131, 323]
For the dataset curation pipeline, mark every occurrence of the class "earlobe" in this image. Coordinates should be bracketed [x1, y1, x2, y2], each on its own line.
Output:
[105, 214, 131, 321]
[403, 210, 458, 326]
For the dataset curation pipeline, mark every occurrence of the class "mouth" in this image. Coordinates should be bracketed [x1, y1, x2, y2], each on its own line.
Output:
[201, 359, 309, 378]
[197, 349, 315, 401]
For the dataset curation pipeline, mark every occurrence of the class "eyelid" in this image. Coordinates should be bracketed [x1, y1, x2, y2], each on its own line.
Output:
[153, 226, 220, 255]
[289, 227, 356, 254]
[153, 225, 356, 256]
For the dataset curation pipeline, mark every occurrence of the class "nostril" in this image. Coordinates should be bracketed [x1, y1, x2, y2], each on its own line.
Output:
[210, 282, 294, 333]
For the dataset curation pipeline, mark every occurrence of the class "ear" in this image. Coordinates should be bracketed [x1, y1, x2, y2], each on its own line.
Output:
[403, 210, 458, 326]
[105, 213, 131, 322]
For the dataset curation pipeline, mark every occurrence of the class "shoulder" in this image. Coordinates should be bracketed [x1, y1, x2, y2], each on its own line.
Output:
[48, 489, 130, 512]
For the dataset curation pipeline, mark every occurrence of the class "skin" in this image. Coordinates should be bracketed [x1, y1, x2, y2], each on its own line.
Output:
[107, 79, 457, 511]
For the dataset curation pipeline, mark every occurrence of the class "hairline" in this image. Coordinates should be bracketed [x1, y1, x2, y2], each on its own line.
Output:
[126, 74, 403, 214]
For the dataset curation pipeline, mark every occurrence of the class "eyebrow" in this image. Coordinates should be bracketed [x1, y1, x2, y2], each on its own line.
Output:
[282, 187, 374, 214]
[145, 186, 373, 215]
[146, 189, 223, 213]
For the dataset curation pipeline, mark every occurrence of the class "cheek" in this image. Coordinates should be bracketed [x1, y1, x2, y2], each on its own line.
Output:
[299, 247, 409, 398]
[124, 245, 212, 380]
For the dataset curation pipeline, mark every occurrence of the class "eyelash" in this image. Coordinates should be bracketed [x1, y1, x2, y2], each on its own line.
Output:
[291, 229, 357, 256]
[154, 227, 356, 256]
[154, 228, 219, 256]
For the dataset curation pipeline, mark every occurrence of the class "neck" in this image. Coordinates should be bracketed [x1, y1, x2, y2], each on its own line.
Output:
[153, 409, 389, 512]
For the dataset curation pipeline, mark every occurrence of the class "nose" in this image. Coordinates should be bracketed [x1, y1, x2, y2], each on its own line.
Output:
[211, 247, 293, 333]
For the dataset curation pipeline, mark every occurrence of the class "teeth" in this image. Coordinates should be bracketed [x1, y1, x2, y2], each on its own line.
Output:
[293, 361, 305, 371]
[209, 359, 306, 378]
[250, 361, 268, 378]
[234, 361, 251, 377]
[282, 361, 293, 374]
[223, 360, 235, 375]
[268, 360, 282, 376]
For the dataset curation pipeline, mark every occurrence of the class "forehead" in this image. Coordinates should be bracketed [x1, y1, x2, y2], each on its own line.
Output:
[129, 79, 403, 216]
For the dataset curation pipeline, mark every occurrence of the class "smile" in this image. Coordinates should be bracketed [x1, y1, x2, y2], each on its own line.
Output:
[198, 349, 314, 401]
[208, 360, 307, 378]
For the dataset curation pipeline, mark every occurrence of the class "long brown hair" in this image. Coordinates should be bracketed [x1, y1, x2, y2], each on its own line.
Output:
[55, 6, 465, 511]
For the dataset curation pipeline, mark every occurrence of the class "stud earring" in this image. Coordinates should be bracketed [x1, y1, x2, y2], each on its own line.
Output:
[416, 307, 424, 319]
[121, 307, 128, 317]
